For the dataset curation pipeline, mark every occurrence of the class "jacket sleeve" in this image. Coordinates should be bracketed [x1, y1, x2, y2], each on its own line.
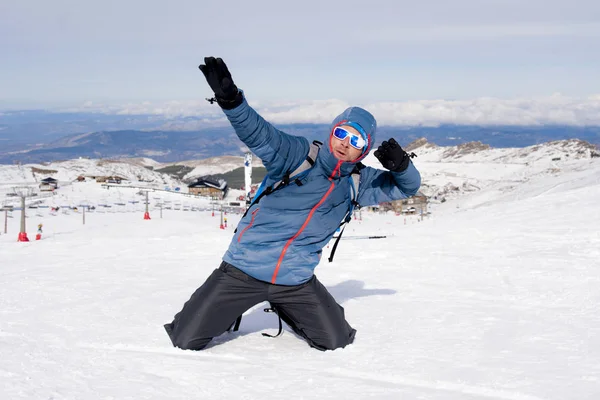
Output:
[222, 94, 310, 180]
[356, 161, 422, 207]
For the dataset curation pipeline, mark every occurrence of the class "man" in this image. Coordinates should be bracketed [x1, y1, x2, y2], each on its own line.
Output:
[164, 57, 421, 351]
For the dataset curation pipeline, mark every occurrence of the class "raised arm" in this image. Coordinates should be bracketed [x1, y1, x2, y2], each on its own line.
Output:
[357, 138, 421, 206]
[356, 163, 421, 206]
[199, 57, 308, 180]
[221, 97, 309, 180]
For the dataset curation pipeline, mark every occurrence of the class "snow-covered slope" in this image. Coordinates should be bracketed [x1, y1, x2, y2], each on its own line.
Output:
[0, 144, 598, 399]
[117, 157, 164, 169]
[0, 159, 188, 210]
[362, 138, 599, 208]
[0, 158, 181, 186]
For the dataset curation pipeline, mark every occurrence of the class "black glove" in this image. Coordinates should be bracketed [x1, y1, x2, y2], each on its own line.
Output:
[374, 138, 413, 172]
[199, 57, 243, 110]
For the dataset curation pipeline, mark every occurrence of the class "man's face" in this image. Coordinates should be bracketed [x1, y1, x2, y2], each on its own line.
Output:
[330, 125, 365, 162]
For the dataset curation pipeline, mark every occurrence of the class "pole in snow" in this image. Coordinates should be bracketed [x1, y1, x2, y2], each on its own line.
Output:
[2, 205, 12, 234]
[144, 191, 151, 220]
[19, 195, 28, 241]
[219, 205, 225, 229]
[79, 202, 87, 225]
[13, 186, 34, 242]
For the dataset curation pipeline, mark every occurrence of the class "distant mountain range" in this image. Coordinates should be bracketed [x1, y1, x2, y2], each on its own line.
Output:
[1, 110, 599, 164]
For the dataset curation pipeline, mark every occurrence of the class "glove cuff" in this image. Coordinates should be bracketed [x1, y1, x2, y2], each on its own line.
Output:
[216, 91, 244, 110]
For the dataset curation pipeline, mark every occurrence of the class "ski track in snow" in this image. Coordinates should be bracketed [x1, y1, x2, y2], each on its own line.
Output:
[77, 343, 545, 400]
[77, 342, 248, 362]
[320, 369, 547, 400]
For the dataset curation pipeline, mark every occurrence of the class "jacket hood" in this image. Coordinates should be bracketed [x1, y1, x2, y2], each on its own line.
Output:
[320, 107, 377, 176]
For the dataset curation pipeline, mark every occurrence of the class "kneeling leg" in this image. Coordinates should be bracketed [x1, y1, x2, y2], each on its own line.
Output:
[164, 263, 266, 350]
[269, 277, 356, 351]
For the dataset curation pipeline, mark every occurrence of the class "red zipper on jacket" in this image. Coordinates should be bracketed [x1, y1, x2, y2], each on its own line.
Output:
[270, 162, 342, 283]
[237, 208, 259, 243]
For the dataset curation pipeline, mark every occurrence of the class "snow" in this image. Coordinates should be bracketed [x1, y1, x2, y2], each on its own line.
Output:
[361, 139, 599, 206]
[119, 158, 164, 168]
[1, 144, 600, 399]
[0, 159, 182, 189]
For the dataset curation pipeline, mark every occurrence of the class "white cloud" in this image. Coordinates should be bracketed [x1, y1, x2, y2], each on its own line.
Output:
[60, 94, 600, 126]
[363, 94, 600, 126]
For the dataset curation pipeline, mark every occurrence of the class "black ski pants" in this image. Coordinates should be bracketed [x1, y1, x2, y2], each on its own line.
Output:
[164, 261, 356, 351]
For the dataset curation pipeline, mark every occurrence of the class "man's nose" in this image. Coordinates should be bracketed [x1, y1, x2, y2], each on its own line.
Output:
[341, 137, 350, 148]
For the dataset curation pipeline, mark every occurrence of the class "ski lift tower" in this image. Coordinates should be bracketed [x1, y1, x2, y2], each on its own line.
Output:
[12, 186, 36, 242]
[155, 198, 164, 219]
[1, 204, 13, 235]
[139, 189, 152, 220]
[244, 152, 253, 208]
[78, 200, 89, 225]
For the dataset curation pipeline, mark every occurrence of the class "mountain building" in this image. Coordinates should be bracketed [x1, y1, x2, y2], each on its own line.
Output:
[39, 177, 59, 192]
[188, 178, 228, 200]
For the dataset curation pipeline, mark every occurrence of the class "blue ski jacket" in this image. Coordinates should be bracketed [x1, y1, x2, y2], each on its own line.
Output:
[221, 95, 421, 285]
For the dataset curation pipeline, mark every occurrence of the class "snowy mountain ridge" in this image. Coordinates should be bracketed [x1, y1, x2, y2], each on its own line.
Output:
[361, 138, 599, 204]
[0, 158, 182, 187]
[406, 137, 598, 162]
[1, 138, 598, 210]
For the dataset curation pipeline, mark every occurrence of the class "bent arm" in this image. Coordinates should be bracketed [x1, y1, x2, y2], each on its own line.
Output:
[222, 94, 309, 180]
[356, 162, 421, 207]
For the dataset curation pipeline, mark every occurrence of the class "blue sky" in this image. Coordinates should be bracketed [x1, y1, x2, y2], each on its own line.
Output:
[1, 0, 600, 110]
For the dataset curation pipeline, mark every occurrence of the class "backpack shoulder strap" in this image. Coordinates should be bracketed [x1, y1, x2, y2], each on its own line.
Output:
[247, 141, 322, 206]
[270, 140, 321, 191]
[349, 162, 364, 207]
[289, 140, 321, 176]
[349, 171, 360, 205]
[328, 163, 363, 263]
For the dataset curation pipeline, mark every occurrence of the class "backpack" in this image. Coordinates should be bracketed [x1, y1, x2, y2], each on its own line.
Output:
[241, 140, 361, 262]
